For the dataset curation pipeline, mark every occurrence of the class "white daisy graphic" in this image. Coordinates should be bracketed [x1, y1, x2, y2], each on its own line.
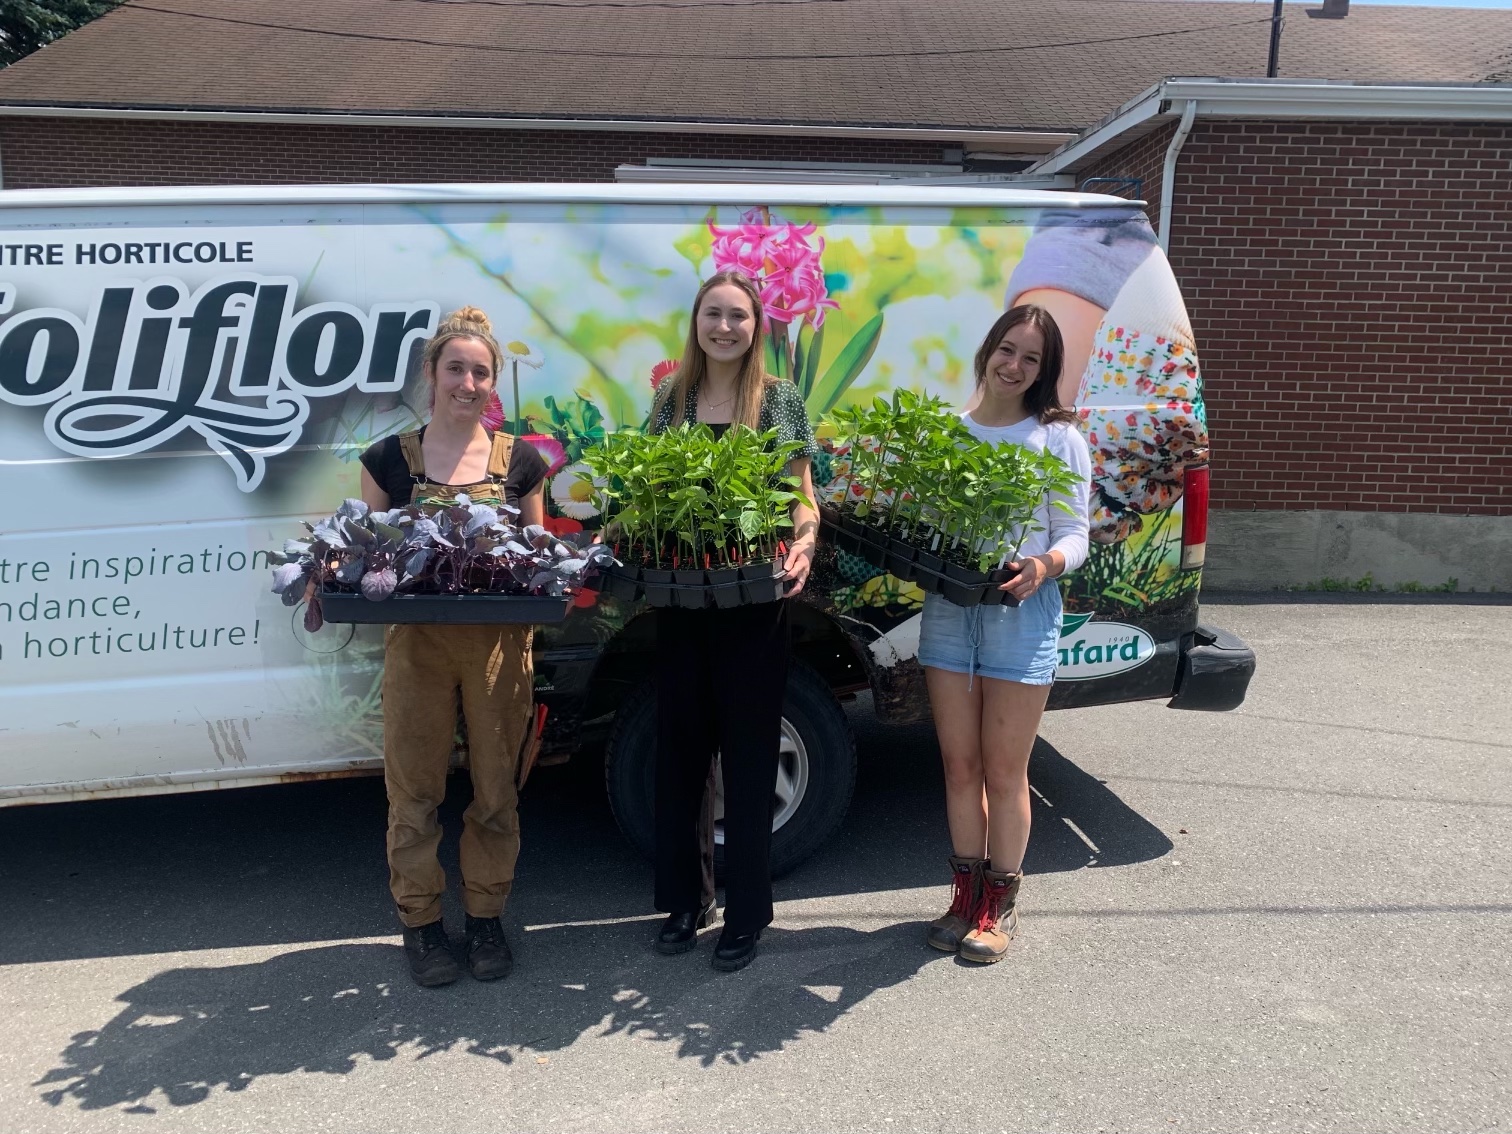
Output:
[551, 461, 602, 520]
[502, 340, 544, 369]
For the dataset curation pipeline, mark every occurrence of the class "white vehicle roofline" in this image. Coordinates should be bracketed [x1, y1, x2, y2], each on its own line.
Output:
[0, 181, 1140, 211]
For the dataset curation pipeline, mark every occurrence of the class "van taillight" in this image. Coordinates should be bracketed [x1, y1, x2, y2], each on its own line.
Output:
[1181, 452, 1209, 571]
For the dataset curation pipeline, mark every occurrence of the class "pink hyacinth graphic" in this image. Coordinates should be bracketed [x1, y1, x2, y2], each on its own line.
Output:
[709, 210, 839, 329]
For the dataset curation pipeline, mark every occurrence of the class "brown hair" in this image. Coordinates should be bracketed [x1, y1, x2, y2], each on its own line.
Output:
[420, 305, 503, 409]
[652, 270, 775, 430]
[973, 304, 1076, 425]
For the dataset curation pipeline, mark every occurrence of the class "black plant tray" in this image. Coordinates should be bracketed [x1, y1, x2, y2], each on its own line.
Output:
[319, 589, 574, 625]
[819, 510, 888, 571]
[600, 562, 788, 609]
[817, 512, 1018, 609]
[915, 563, 1020, 609]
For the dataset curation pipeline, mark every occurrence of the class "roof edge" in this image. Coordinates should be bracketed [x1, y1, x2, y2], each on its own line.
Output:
[0, 181, 1135, 211]
[1031, 78, 1512, 174]
[0, 103, 1078, 152]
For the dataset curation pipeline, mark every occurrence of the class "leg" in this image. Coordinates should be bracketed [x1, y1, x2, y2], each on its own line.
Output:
[979, 677, 1052, 874]
[924, 665, 988, 859]
[381, 625, 460, 928]
[711, 601, 788, 935]
[697, 763, 718, 913]
[654, 608, 718, 915]
[456, 624, 533, 919]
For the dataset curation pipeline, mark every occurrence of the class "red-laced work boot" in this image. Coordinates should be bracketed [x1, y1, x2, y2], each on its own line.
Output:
[958, 867, 1021, 964]
[925, 855, 983, 952]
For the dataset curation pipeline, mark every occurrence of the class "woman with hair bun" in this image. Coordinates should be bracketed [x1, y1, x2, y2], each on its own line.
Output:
[358, 306, 549, 988]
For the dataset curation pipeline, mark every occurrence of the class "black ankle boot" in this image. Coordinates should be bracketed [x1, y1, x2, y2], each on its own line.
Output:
[462, 915, 514, 981]
[711, 925, 761, 972]
[403, 920, 460, 987]
[655, 902, 716, 955]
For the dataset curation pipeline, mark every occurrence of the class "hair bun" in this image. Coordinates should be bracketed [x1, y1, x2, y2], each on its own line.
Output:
[441, 305, 493, 335]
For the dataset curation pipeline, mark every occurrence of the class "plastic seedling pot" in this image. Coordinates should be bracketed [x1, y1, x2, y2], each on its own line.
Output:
[942, 560, 983, 584]
[706, 566, 740, 589]
[938, 575, 985, 608]
[738, 560, 787, 604]
[670, 582, 707, 610]
[710, 580, 744, 609]
[603, 565, 642, 601]
[910, 563, 945, 597]
[641, 568, 674, 607]
[980, 567, 1021, 608]
[884, 542, 918, 584]
[914, 540, 945, 573]
[673, 567, 707, 588]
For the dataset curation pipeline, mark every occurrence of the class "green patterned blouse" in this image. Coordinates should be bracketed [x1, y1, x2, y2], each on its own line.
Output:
[650, 378, 820, 461]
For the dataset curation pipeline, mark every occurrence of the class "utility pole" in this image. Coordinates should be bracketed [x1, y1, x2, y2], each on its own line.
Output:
[1267, 0, 1285, 77]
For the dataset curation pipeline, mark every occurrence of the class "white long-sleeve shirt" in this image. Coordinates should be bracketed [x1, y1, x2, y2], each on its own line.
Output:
[961, 412, 1092, 573]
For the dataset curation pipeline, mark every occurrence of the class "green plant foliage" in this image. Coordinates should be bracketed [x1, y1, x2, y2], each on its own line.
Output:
[577, 425, 812, 569]
[824, 392, 1079, 573]
[1062, 509, 1198, 616]
[536, 394, 606, 462]
[1, 0, 122, 66]
[808, 313, 884, 415]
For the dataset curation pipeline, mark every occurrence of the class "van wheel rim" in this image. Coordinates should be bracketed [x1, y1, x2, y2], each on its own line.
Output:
[712, 717, 809, 844]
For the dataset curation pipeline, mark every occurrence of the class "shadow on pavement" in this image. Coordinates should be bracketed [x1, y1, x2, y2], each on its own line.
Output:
[0, 702, 1169, 966]
[36, 922, 937, 1111]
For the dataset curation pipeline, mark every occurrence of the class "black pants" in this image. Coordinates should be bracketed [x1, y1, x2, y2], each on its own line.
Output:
[654, 600, 789, 935]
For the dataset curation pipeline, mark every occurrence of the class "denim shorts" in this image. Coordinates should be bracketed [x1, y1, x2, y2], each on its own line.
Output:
[916, 583, 1063, 686]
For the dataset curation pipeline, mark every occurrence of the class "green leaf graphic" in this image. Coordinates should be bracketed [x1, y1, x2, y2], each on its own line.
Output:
[1059, 612, 1095, 638]
[810, 313, 883, 415]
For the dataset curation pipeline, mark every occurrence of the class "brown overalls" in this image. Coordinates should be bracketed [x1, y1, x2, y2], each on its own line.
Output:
[382, 430, 535, 928]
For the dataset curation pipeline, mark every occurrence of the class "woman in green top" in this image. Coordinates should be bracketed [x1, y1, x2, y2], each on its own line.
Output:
[648, 270, 819, 972]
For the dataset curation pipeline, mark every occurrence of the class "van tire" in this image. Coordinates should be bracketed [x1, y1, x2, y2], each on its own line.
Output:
[603, 661, 856, 880]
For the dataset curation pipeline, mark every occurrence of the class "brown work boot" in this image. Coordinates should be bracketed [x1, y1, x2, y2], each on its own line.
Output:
[926, 855, 983, 952]
[958, 867, 1021, 964]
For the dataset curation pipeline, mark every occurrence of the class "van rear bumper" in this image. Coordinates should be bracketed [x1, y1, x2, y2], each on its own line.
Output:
[1167, 624, 1256, 712]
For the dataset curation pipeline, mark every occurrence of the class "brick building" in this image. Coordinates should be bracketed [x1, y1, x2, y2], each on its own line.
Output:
[1031, 79, 1512, 591]
[2, 0, 1510, 587]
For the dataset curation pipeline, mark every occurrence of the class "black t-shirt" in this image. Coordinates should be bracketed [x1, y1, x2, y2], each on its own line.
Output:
[359, 429, 549, 509]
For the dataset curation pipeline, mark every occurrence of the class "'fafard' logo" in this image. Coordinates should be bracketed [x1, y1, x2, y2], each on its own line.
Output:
[0, 277, 438, 490]
[1056, 612, 1155, 681]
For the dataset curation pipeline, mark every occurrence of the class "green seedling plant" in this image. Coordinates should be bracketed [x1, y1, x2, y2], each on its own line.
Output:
[578, 424, 812, 571]
[824, 396, 1080, 574]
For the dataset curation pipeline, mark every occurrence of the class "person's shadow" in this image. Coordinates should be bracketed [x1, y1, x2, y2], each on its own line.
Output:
[36, 919, 934, 1111]
[13, 698, 1171, 1111]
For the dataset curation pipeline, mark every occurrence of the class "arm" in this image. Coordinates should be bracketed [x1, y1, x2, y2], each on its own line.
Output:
[518, 483, 545, 528]
[360, 466, 391, 512]
[782, 456, 818, 596]
[1000, 427, 1092, 600]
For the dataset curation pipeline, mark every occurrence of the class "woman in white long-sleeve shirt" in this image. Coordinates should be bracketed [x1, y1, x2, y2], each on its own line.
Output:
[918, 304, 1092, 964]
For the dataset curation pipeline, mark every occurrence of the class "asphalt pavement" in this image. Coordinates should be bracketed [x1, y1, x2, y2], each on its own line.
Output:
[1, 596, 1507, 1133]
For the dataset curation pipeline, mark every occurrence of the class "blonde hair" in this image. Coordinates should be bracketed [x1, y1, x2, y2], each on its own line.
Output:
[652, 270, 775, 431]
[421, 306, 503, 406]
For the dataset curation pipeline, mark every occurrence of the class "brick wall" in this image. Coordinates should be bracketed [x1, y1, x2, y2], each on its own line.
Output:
[0, 116, 944, 188]
[1081, 119, 1512, 516]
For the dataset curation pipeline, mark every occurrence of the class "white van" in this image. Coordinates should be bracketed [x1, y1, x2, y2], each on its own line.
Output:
[0, 183, 1253, 872]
